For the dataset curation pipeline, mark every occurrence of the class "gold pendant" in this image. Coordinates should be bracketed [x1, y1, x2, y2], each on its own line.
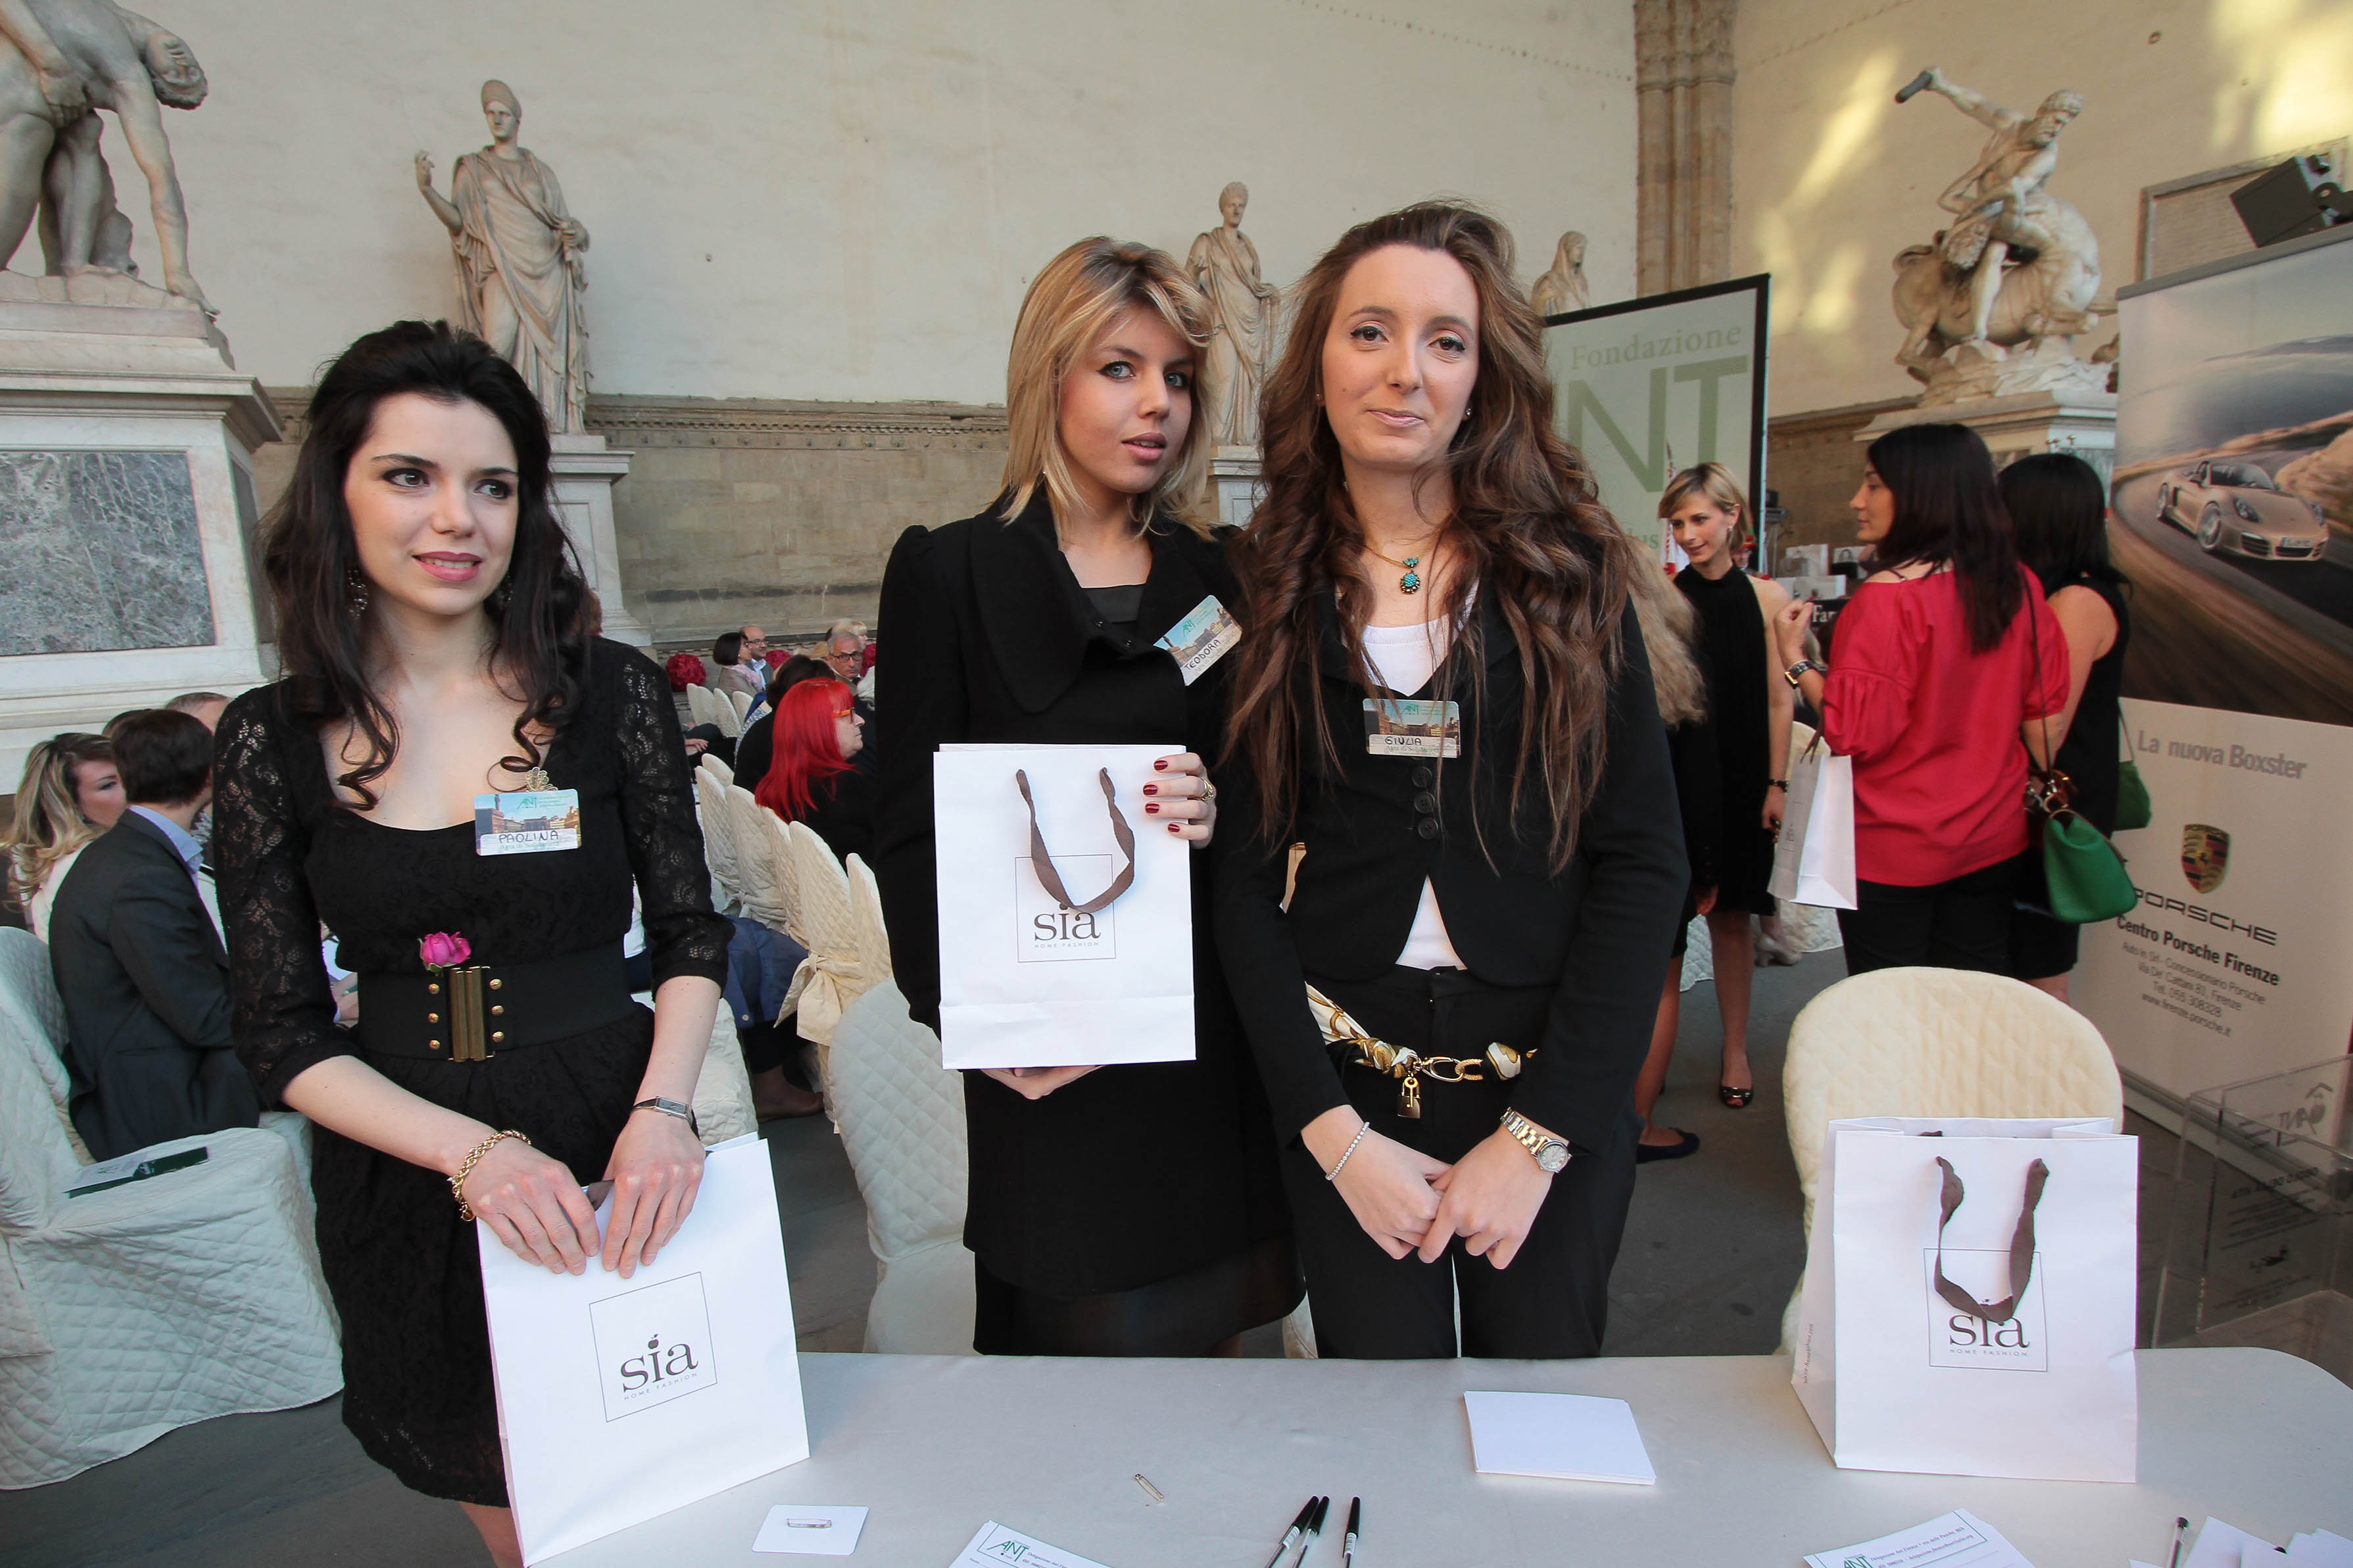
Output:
[1398, 1073, 1422, 1119]
[522, 765, 552, 792]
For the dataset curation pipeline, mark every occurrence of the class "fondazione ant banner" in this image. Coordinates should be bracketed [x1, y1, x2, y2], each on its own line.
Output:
[2076, 226, 2353, 1104]
[1540, 275, 1770, 565]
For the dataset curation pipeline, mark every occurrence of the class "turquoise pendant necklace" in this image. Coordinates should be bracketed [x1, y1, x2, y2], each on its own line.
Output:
[1367, 536, 1440, 595]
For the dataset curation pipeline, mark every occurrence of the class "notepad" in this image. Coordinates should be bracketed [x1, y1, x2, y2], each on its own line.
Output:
[1461, 1390, 1656, 1485]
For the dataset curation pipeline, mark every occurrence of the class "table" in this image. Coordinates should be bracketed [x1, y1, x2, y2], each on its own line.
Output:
[547, 1348, 2351, 1567]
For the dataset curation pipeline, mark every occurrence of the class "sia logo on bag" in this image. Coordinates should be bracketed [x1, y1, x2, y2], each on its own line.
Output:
[1921, 1249, 2050, 1372]
[1015, 855, 1118, 962]
[588, 1273, 719, 1420]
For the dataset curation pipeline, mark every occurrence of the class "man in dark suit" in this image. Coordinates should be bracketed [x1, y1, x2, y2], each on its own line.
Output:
[48, 707, 258, 1160]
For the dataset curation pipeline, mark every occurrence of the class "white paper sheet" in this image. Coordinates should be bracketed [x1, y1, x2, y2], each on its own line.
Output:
[753, 1504, 867, 1555]
[2185, 1517, 2281, 1568]
[1461, 1390, 1656, 1485]
[948, 1521, 1113, 1568]
[1803, 1508, 2035, 1568]
[2291, 1532, 2353, 1568]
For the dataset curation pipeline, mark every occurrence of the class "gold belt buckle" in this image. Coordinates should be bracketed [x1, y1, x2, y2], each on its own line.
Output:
[448, 966, 495, 1062]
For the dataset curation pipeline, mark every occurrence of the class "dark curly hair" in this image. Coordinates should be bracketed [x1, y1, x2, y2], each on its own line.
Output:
[1224, 202, 1639, 870]
[260, 320, 588, 805]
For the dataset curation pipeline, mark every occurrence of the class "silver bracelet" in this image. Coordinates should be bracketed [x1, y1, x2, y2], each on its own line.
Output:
[1324, 1122, 1371, 1182]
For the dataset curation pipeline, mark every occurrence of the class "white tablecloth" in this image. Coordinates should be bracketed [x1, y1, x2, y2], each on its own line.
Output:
[547, 1348, 2349, 1567]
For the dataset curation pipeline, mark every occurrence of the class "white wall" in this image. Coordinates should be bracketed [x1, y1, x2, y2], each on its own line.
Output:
[66, 0, 1636, 403]
[1733, 0, 2353, 416]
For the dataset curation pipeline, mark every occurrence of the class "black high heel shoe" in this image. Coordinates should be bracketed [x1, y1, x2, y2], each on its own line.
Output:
[1717, 1083, 1755, 1109]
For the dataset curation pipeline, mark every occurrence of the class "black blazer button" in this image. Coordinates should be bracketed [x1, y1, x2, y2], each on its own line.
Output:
[1413, 792, 1438, 815]
[1416, 818, 1440, 840]
[1411, 765, 1435, 788]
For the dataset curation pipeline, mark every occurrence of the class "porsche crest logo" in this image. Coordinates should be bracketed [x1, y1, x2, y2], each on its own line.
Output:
[2181, 824, 2231, 894]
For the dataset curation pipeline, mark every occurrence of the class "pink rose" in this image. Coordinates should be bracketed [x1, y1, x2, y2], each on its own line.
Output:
[419, 932, 472, 970]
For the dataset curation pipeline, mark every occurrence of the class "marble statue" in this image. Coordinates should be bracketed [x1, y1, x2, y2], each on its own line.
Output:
[1187, 182, 1279, 449]
[1530, 230, 1589, 317]
[416, 80, 591, 433]
[0, 1, 207, 306]
[1890, 68, 2105, 404]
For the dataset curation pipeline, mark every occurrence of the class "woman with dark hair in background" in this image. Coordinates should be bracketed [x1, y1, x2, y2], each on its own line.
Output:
[211, 320, 729, 1567]
[1773, 423, 2068, 975]
[2001, 452, 2129, 1002]
[752, 677, 873, 863]
[729, 652, 832, 790]
[1217, 202, 1686, 1358]
[5, 733, 123, 939]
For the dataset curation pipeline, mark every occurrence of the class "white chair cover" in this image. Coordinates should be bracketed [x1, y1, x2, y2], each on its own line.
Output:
[699, 752, 734, 789]
[692, 767, 742, 905]
[844, 855, 892, 983]
[0, 930, 341, 1486]
[725, 789, 802, 942]
[1776, 966, 2124, 1346]
[727, 688, 754, 728]
[710, 684, 744, 738]
[781, 824, 863, 1049]
[684, 681, 714, 731]
[825, 979, 974, 1354]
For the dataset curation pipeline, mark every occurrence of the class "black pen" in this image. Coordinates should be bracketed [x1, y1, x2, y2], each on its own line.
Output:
[1343, 1497, 1361, 1568]
[1293, 1496, 1331, 1567]
[2167, 1517, 2191, 1568]
[1260, 1497, 1319, 1568]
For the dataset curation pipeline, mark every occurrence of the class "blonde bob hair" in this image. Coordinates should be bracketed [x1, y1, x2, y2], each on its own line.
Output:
[998, 237, 1215, 536]
[1658, 462, 1752, 552]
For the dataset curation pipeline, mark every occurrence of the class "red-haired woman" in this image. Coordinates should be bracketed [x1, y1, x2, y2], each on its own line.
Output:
[752, 678, 872, 864]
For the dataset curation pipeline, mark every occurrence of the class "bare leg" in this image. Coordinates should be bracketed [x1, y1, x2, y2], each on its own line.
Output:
[2027, 973, 2069, 1004]
[1707, 908, 1755, 1093]
[0, 112, 57, 273]
[1965, 239, 2009, 344]
[1634, 966, 1688, 1145]
[42, 112, 103, 272]
[458, 1502, 522, 1568]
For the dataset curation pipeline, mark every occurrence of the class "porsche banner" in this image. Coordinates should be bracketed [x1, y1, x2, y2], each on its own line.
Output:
[2076, 226, 2353, 1102]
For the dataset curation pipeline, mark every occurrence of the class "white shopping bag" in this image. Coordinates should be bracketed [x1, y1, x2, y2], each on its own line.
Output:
[932, 744, 1194, 1070]
[479, 1137, 810, 1563]
[1791, 1117, 2138, 1483]
[1770, 735, 1858, 909]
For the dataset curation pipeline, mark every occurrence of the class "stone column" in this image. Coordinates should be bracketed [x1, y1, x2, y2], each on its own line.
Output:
[1636, 0, 1737, 297]
[547, 432, 651, 648]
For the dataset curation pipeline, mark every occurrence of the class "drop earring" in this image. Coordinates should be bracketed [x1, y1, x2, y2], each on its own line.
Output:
[345, 569, 369, 618]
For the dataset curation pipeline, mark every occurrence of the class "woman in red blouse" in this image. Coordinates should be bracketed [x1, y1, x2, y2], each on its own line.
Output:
[1772, 423, 2068, 973]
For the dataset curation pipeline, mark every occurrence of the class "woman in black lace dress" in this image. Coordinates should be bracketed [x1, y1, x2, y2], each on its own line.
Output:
[212, 323, 729, 1568]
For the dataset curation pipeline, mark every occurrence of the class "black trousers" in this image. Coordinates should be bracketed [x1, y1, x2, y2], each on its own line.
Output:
[1284, 966, 1637, 1360]
[1837, 854, 2022, 975]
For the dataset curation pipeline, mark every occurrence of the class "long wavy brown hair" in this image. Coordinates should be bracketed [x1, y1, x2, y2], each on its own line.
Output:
[1225, 202, 1638, 870]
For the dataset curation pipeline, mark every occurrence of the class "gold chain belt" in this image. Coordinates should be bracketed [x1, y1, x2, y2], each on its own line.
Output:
[1305, 985, 1532, 1119]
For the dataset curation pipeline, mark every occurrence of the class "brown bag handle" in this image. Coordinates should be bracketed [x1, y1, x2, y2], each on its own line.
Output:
[1014, 769, 1135, 915]
[1932, 1156, 2050, 1323]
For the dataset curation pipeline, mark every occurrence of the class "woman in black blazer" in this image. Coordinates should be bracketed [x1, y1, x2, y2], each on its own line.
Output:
[1216, 204, 1686, 1359]
[875, 237, 1296, 1356]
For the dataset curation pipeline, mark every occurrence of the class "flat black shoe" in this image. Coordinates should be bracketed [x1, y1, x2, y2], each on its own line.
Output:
[1717, 1083, 1755, 1109]
[1637, 1129, 1701, 1163]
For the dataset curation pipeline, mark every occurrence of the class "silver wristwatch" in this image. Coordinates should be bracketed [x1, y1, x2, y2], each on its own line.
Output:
[632, 1096, 701, 1139]
[1501, 1110, 1570, 1173]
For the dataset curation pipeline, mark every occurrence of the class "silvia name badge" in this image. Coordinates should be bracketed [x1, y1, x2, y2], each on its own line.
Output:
[473, 789, 583, 856]
[1364, 698, 1461, 758]
[1154, 594, 1242, 685]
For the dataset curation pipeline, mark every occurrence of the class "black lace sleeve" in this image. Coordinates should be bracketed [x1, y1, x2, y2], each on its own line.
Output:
[606, 642, 732, 988]
[213, 688, 350, 1108]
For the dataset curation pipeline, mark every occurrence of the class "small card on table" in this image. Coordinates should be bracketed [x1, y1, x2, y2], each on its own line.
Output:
[949, 1521, 1111, 1568]
[1803, 1508, 2035, 1568]
[1463, 1390, 1655, 1485]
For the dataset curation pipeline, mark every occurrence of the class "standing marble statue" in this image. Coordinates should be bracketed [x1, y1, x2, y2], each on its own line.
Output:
[0, 0, 207, 304]
[1188, 182, 1278, 449]
[416, 80, 590, 433]
[1530, 230, 1589, 317]
[1888, 68, 2103, 400]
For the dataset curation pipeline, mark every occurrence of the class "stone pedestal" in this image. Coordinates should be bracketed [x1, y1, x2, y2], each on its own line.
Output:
[1211, 445, 1263, 529]
[548, 432, 650, 647]
[1858, 387, 2119, 485]
[0, 279, 283, 785]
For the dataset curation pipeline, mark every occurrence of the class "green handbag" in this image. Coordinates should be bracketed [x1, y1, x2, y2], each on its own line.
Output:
[2026, 604, 2140, 924]
[2113, 715, 2152, 832]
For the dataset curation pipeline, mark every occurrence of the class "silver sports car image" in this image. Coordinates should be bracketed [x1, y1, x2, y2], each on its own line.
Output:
[2153, 459, 2332, 562]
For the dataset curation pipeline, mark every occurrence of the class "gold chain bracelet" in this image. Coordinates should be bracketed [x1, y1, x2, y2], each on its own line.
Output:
[449, 1129, 531, 1222]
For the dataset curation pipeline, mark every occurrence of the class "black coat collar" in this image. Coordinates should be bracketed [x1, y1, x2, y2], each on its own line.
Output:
[969, 487, 1214, 713]
[1312, 579, 1518, 688]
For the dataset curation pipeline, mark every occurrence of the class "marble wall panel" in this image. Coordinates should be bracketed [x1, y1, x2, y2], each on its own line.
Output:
[0, 450, 214, 655]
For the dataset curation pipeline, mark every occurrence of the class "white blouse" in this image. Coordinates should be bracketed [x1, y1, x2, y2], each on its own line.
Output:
[1361, 618, 1464, 971]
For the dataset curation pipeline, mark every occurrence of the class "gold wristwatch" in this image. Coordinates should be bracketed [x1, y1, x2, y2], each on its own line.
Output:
[1501, 1110, 1570, 1173]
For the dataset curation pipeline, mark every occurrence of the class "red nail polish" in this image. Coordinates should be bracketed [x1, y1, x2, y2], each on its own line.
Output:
[1143, 782, 1158, 796]
[1154, 758, 1168, 771]
[1167, 823, 1182, 834]
[1145, 802, 1159, 813]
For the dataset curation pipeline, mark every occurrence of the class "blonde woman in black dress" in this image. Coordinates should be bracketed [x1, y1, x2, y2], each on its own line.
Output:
[213, 323, 729, 1568]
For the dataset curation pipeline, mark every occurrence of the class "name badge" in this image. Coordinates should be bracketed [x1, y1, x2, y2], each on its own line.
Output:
[473, 790, 582, 856]
[1154, 594, 1242, 685]
[1364, 698, 1461, 758]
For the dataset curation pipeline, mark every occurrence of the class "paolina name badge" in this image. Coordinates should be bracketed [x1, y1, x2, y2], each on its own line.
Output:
[1155, 594, 1242, 685]
[473, 790, 582, 856]
[1364, 698, 1461, 758]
